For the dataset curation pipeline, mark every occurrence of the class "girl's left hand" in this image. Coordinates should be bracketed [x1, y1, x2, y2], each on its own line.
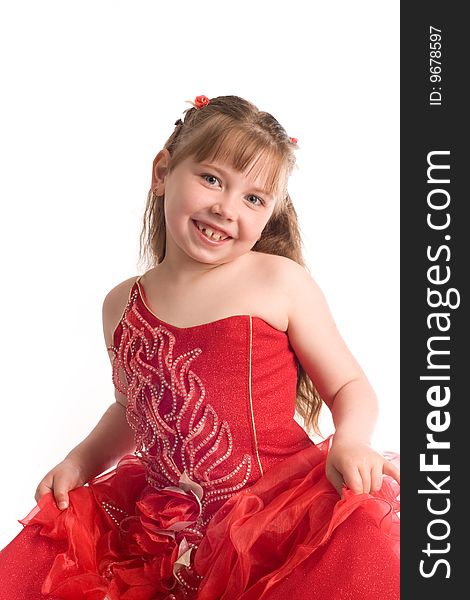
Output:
[325, 437, 400, 498]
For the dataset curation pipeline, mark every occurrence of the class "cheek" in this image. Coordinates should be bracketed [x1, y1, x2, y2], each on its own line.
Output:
[164, 188, 191, 219]
[163, 197, 182, 233]
[239, 215, 270, 240]
[259, 206, 276, 232]
[173, 184, 205, 214]
[257, 207, 276, 230]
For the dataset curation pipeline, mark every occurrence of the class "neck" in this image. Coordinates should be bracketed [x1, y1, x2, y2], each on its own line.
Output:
[157, 241, 227, 286]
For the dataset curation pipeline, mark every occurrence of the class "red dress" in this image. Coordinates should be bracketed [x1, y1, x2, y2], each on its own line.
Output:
[0, 278, 400, 599]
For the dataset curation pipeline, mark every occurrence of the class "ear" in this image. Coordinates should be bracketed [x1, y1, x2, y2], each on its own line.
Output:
[151, 149, 171, 194]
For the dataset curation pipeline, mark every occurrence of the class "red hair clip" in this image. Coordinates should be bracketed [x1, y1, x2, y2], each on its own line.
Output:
[289, 137, 298, 144]
[186, 95, 210, 110]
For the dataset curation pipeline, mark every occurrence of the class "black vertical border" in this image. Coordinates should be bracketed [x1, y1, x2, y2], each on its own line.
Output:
[401, 3, 466, 598]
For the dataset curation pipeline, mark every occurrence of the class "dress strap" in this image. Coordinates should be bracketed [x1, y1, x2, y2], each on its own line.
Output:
[108, 276, 141, 352]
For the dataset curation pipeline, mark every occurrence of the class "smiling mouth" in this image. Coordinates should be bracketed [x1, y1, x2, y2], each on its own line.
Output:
[193, 220, 231, 242]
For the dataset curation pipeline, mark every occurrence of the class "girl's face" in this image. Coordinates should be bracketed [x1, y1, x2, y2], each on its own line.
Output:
[154, 149, 278, 267]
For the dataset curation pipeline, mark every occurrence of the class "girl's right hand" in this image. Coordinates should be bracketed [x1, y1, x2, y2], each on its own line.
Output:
[35, 458, 87, 510]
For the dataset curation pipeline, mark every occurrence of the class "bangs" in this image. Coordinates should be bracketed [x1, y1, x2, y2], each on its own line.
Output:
[172, 116, 291, 202]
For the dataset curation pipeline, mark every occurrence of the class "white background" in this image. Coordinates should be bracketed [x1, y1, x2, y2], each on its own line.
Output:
[0, 1, 399, 549]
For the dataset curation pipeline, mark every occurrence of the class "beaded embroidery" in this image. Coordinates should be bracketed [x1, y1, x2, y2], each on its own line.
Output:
[106, 285, 254, 593]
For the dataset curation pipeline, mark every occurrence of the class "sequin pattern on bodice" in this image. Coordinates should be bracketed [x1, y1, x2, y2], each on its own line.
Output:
[108, 287, 254, 529]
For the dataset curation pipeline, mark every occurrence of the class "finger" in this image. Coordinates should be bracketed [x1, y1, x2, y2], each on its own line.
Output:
[52, 476, 71, 510]
[342, 467, 364, 495]
[357, 465, 371, 495]
[35, 482, 53, 503]
[326, 466, 345, 498]
[370, 463, 384, 494]
[383, 460, 401, 485]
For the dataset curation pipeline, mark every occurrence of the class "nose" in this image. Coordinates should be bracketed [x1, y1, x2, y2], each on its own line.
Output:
[210, 190, 238, 220]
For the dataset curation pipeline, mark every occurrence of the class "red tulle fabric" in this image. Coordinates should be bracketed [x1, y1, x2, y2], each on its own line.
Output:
[19, 457, 201, 600]
[194, 440, 399, 599]
[17, 441, 399, 600]
[1, 280, 400, 599]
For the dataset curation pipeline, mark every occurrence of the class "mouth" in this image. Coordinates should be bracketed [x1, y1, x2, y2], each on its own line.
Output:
[192, 220, 233, 242]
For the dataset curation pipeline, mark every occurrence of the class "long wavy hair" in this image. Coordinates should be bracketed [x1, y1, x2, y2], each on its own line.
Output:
[138, 95, 323, 435]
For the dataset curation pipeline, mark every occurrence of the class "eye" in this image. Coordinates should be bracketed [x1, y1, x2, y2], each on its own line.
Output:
[201, 174, 221, 187]
[246, 194, 265, 207]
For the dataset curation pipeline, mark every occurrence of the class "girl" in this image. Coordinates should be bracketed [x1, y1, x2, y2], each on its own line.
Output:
[0, 94, 400, 599]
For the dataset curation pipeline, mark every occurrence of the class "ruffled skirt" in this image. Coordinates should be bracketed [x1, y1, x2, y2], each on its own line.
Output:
[0, 439, 399, 600]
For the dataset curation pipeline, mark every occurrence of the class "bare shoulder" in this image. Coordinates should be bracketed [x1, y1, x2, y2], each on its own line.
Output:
[249, 252, 331, 331]
[250, 251, 313, 293]
[102, 275, 140, 349]
[243, 253, 315, 330]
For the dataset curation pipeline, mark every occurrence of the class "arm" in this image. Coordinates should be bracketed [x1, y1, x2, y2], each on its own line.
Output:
[61, 401, 135, 485]
[35, 277, 138, 509]
[63, 277, 139, 479]
[283, 260, 399, 496]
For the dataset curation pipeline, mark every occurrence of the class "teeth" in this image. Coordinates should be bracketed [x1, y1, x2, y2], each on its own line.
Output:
[196, 221, 228, 241]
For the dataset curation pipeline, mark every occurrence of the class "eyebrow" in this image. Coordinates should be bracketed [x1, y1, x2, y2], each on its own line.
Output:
[199, 162, 273, 198]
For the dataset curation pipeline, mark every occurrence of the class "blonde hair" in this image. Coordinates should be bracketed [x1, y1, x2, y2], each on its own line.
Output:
[138, 95, 322, 435]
